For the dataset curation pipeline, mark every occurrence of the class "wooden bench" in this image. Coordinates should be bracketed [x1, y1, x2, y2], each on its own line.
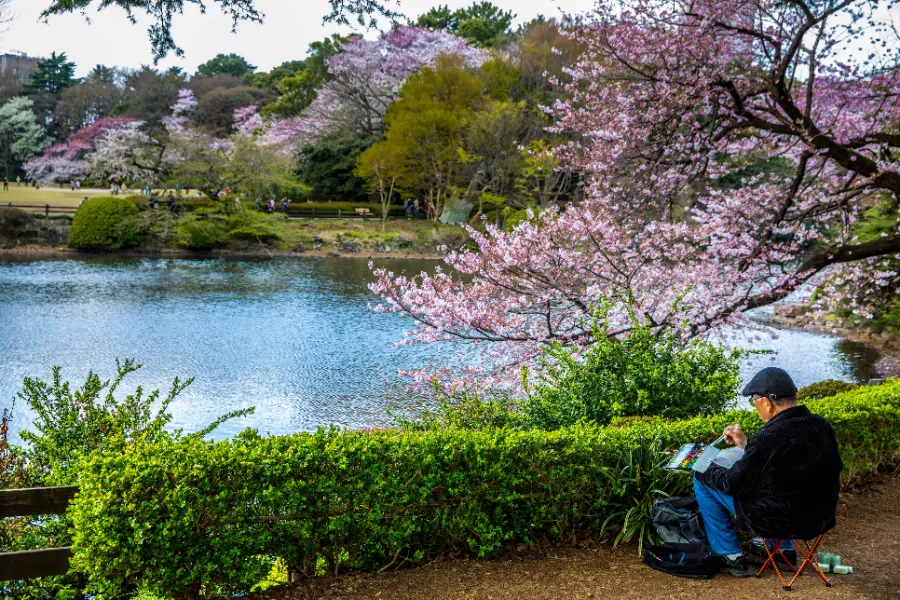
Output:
[354, 208, 374, 218]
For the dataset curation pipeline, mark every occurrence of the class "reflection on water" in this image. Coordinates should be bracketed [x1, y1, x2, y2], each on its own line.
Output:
[0, 256, 883, 441]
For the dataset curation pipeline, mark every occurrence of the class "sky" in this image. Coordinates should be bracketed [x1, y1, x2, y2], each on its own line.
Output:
[0, 0, 597, 77]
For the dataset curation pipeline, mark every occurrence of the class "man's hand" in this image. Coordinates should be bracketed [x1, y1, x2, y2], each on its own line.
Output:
[724, 425, 748, 449]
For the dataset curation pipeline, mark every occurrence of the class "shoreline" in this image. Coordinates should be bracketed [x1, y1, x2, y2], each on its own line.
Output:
[0, 244, 446, 261]
[770, 304, 900, 379]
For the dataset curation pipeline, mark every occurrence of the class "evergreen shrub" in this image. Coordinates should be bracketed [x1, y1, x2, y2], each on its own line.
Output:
[0, 207, 35, 234]
[68, 197, 140, 249]
[70, 381, 900, 598]
[797, 379, 859, 401]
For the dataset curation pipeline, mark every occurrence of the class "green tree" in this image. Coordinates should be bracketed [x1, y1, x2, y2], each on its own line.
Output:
[195, 53, 257, 78]
[252, 60, 306, 89]
[24, 52, 77, 95]
[415, 4, 458, 30]
[298, 133, 375, 203]
[113, 67, 186, 129]
[0, 97, 49, 176]
[355, 142, 405, 231]
[88, 64, 118, 84]
[415, 2, 514, 47]
[367, 54, 486, 222]
[260, 35, 352, 119]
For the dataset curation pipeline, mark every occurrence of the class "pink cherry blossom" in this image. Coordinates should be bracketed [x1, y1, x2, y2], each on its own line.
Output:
[371, 0, 900, 390]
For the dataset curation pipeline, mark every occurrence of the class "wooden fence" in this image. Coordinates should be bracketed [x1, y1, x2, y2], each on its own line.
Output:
[0, 486, 78, 580]
[3, 203, 78, 216]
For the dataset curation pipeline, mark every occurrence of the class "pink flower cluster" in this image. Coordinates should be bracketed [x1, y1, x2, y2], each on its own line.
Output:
[371, 0, 900, 389]
[24, 117, 137, 183]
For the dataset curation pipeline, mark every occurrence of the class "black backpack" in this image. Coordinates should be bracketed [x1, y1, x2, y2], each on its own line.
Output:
[643, 543, 721, 579]
[650, 496, 708, 545]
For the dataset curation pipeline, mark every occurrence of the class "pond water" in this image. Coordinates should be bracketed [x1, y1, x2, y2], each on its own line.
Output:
[0, 256, 882, 442]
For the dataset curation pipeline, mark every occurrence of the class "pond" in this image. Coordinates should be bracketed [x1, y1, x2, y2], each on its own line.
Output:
[0, 256, 882, 442]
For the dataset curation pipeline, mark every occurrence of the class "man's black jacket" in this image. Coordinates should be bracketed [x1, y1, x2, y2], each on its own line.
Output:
[697, 405, 843, 539]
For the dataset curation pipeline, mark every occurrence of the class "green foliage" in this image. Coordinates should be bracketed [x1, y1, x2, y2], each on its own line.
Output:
[17, 359, 192, 485]
[797, 379, 860, 401]
[195, 53, 256, 78]
[522, 311, 747, 429]
[68, 196, 141, 250]
[252, 61, 306, 90]
[4, 360, 252, 599]
[415, 2, 514, 47]
[0, 207, 35, 234]
[298, 133, 376, 203]
[600, 439, 691, 555]
[225, 210, 284, 243]
[24, 51, 77, 95]
[69, 381, 900, 597]
[0, 97, 50, 173]
[175, 219, 228, 249]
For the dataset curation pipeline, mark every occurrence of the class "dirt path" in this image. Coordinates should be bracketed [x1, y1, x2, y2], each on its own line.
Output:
[256, 474, 900, 600]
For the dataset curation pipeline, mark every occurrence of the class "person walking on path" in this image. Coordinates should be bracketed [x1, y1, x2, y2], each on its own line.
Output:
[15, 176, 20, 186]
[3, 177, 8, 191]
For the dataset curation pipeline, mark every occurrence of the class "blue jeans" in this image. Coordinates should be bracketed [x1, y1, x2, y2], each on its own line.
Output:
[693, 477, 793, 555]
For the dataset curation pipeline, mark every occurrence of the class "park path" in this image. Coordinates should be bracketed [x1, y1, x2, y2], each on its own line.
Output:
[254, 474, 900, 600]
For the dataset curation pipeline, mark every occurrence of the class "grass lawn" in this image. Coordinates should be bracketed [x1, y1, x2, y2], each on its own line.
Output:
[0, 186, 110, 209]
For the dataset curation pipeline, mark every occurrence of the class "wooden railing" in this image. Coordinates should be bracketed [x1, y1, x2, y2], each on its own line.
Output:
[0, 486, 78, 580]
[3, 202, 78, 216]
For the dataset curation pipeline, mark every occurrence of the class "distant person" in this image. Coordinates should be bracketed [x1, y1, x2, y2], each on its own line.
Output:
[404, 200, 413, 218]
[75, 180, 81, 191]
[3, 177, 8, 191]
[15, 176, 20, 187]
[413, 199, 421, 217]
[255, 197, 261, 211]
[267, 198, 275, 213]
[280, 197, 288, 213]
[70, 179, 76, 191]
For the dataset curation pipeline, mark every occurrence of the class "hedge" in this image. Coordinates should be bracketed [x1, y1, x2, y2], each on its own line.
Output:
[68, 197, 140, 249]
[69, 381, 900, 598]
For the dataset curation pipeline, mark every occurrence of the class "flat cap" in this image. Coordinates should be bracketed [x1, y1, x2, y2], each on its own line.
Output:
[741, 367, 798, 399]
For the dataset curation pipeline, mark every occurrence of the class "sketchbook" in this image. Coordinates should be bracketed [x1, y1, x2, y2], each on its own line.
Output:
[665, 442, 721, 473]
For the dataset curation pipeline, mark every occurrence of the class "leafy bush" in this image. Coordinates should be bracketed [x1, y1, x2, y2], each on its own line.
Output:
[225, 211, 283, 243]
[175, 220, 227, 249]
[4, 361, 252, 600]
[0, 207, 35, 234]
[524, 315, 746, 428]
[70, 380, 900, 598]
[797, 379, 859, 402]
[68, 197, 141, 249]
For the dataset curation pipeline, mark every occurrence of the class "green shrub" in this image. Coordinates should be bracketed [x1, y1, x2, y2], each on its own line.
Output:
[68, 197, 141, 249]
[797, 379, 859, 402]
[70, 380, 900, 598]
[0, 206, 35, 234]
[175, 220, 227, 249]
[225, 211, 283, 243]
[521, 313, 747, 428]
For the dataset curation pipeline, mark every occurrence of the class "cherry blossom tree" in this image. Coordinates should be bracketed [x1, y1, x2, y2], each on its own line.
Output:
[285, 26, 486, 147]
[25, 117, 136, 183]
[370, 0, 900, 388]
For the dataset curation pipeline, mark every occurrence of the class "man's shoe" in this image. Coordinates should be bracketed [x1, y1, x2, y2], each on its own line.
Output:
[720, 554, 754, 578]
[749, 539, 797, 569]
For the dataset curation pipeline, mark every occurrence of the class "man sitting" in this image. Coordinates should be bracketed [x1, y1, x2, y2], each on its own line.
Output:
[694, 367, 843, 577]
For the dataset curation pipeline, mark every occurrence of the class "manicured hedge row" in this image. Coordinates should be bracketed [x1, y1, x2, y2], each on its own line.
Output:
[69, 381, 900, 599]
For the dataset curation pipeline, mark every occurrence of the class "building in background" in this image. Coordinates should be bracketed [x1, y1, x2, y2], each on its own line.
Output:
[0, 52, 43, 85]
